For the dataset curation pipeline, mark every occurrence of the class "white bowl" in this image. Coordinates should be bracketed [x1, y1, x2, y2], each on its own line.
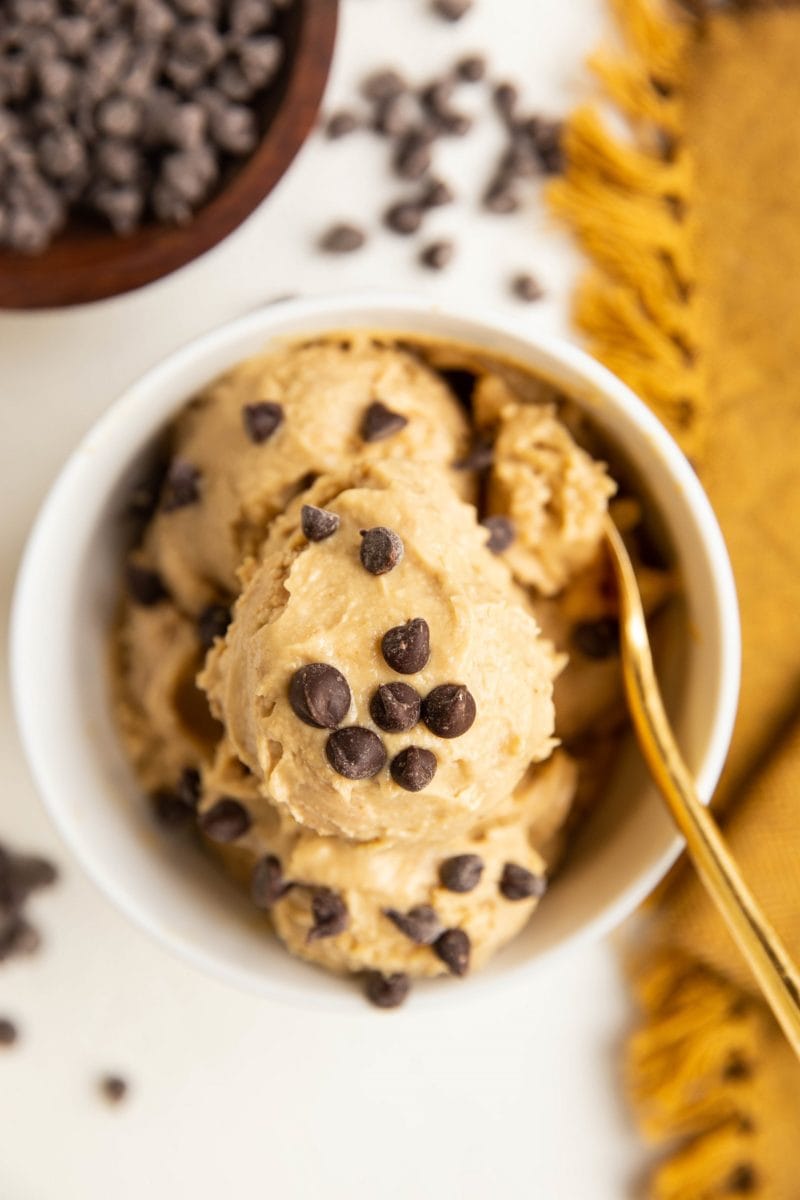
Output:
[11, 293, 740, 1010]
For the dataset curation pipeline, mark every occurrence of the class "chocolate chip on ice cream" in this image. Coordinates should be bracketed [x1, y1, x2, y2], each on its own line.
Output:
[482, 515, 515, 554]
[289, 664, 352, 729]
[360, 526, 404, 575]
[433, 928, 471, 976]
[499, 862, 547, 901]
[384, 905, 443, 945]
[381, 618, 430, 674]
[326, 727, 387, 780]
[364, 972, 412, 1009]
[251, 855, 288, 910]
[439, 853, 483, 893]
[198, 797, 251, 842]
[161, 460, 202, 511]
[301, 504, 340, 542]
[361, 401, 409, 443]
[369, 682, 421, 732]
[571, 618, 620, 660]
[422, 684, 476, 738]
[126, 564, 169, 607]
[242, 401, 284, 444]
[198, 603, 232, 650]
[308, 888, 348, 941]
[390, 746, 437, 791]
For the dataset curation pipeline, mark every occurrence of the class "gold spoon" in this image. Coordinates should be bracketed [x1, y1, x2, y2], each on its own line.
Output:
[604, 515, 800, 1058]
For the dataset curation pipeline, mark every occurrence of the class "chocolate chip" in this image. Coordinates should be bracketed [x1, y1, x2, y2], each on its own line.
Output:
[381, 618, 430, 674]
[251, 855, 288, 910]
[361, 68, 407, 102]
[126, 563, 169, 606]
[511, 272, 543, 302]
[161, 460, 201, 511]
[393, 131, 432, 181]
[571, 618, 619, 660]
[725, 1165, 757, 1194]
[374, 92, 418, 138]
[420, 240, 454, 271]
[493, 81, 519, 123]
[534, 119, 564, 175]
[243, 401, 283, 444]
[433, 928, 470, 975]
[370, 682, 421, 732]
[319, 222, 366, 253]
[385, 200, 424, 235]
[384, 904, 442, 945]
[422, 177, 454, 207]
[177, 766, 201, 809]
[439, 854, 483, 893]
[301, 504, 340, 542]
[0, 1018, 18, 1047]
[431, 0, 473, 21]
[482, 515, 515, 554]
[483, 179, 519, 214]
[0, 917, 40, 961]
[198, 603, 232, 650]
[289, 663, 352, 729]
[440, 368, 477, 410]
[364, 971, 411, 1009]
[325, 110, 360, 139]
[390, 746, 437, 791]
[499, 862, 547, 901]
[326, 727, 387, 780]
[456, 54, 486, 82]
[360, 527, 404, 575]
[152, 788, 195, 828]
[454, 439, 494, 471]
[361, 401, 408, 443]
[308, 888, 348, 941]
[423, 684, 476, 738]
[198, 797, 251, 843]
[100, 1075, 128, 1104]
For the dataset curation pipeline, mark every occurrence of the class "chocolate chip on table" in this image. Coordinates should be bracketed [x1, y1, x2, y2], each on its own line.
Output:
[324, 110, 360, 140]
[483, 179, 519, 214]
[243, 401, 284, 444]
[390, 746, 437, 792]
[422, 684, 476, 739]
[364, 971, 412, 1009]
[439, 853, 483, 893]
[360, 527, 404, 576]
[381, 618, 431, 674]
[125, 564, 169, 607]
[319, 222, 366, 253]
[361, 400, 409, 443]
[370, 682, 421, 733]
[326, 727, 387, 780]
[99, 1074, 128, 1105]
[571, 618, 620, 660]
[493, 81, 519, 124]
[301, 504, 340, 542]
[374, 93, 419, 139]
[431, 0, 473, 21]
[161, 460, 201, 512]
[0, 917, 40, 962]
[420, 240, 455, 271]
[511, 272, 543, 302]
[361, 68, 407, 103]
[384, 904, 442, 945]
[393, 131, 433, 182]
[533, 118, 565, 175]
[433, 928, 471, 976]
[499, 862, 547, 901]
[0, 1018, 18, 1047]
[250, 855, 288, 910]
[198, 603, 232, 650]
[456, 54, 486, 83]
[289, 663, 352, 729]
[482, 515, 515, 554]
[198, 797, 251, 843]
[307, 888, 348, 941]
[384, 200, 424, 235]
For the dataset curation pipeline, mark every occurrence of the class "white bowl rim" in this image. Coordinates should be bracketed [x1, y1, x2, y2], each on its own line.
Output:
[10, 290, 741, 1011]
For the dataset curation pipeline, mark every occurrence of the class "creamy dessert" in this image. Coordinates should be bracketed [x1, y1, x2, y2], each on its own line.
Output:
[113, 333, 673, 1006]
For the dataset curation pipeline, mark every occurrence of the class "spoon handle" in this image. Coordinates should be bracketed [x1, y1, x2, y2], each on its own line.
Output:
[604, 518, 800, 1058]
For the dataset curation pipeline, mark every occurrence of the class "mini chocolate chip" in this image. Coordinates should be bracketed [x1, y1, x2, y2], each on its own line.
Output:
[126, 564, 168, 606]
[384, 904, 442, 945]
[100, 1075, 128, 1104]
[499, 862, 547, 901]
[364, 971, 412, 1009]
[493, 81, 519, 122]
[161, 460, 201, 511]
[390, 746, 437, 791]
[361, 401, 408, 442]
[385, 200, 424, 235]
[482, 515, 515, 554]
[198, 797, 251, 843]
[381, 618, 430, 674]
[370, 682, 421, 732]
[456, 53, 486, 82]
[434, 928, 470, 976]
[198, 603, 232, 650]
[454, 439, 494, 471]
[326, 727, 387, 779]
[319, 222, 366, 253]
[420, 239, 454, 270]
[308, 888, 348, 941]
[511, 272, 544, 302]
[360, 527, 404, 575]
[534, 119, 564, 175]
[483, 180, 519, 214]
[431, 0, 473, 21]
[151, 788, 196, 829]
[422, 177, 454, 207]
[0, 1018, 18, 1047]
[301, 504, 340, 542]
[374, 92, 418, 138]
[289, 663, 352, 729]
[243, 401, 284, 444]
[423, 684, 476, 738]
[439, 854, 483, 893]
[325, 110, 360, 139]
[251, 855, 287, 910]
[571, 618, 619, 660]
[0, 918, 39, 961]
[361, 68, 407, 102]
[393, 131, 432, 181]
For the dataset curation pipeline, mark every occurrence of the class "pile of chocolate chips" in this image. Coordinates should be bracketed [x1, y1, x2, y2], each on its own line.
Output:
[0, 837, 58, 1046]
[0, 0, 293, 253]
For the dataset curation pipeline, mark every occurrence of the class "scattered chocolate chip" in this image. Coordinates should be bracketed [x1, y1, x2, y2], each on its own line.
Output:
[390, 746, 437, 792]
[319, 221, 366, 253]
[483, 179, 519, 214]
[326, 727, 387, 780]
[243, 401, 284, 444]
[364, 971, 411, 1009]
[0, 917, 40, 961]
[198, 797, 251, 843]
[511, 272, 543, 302]
[381, 618, 430, 674]
[360, 527, 404, 576]
[433, 928, 470, 976]
[325, 110, 360, 139]
[161, 460, 201, 511]
[454, 439, 494, 471]
[289, 663, 352, 729]
[301, 504, 340, 542]
[384, 904, 442, 945]
[420, 239, 454, 270]
[370, 682, 421, 732]
[534, 118, 564, 174]
[100, 1075, 128, 1104]
[361, 68, 407, 103]
[499, 862, 547, 901]
[198, 603, 232, 650]
[374, 92, 418, 138]
[439, 854, 483, 893]
[431, 0, 473, 22]
[126, 564, 168, 607]
[571, 618, 619, 660]
[493, 81, 519, 123]
[251, 855, 288, 910]
[385, 199, 424, 235]
[421, 177, 454, 208]
[361, 400, 409, 443]
[420, 79, 455, 115]
[482, 515, 515, 554]
[308, 888, 348, 941]
[393, 130, 432, 181]
[0, 1018, 18, 1047]
[456, 53, 486, 82]
[423, 684, 476, 738]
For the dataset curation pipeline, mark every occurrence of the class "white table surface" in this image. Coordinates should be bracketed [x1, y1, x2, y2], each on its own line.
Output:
[0, 2, 645, 1196]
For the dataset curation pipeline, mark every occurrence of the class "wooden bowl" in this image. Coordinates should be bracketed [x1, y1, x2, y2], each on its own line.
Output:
[0, 0, 339, 311]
